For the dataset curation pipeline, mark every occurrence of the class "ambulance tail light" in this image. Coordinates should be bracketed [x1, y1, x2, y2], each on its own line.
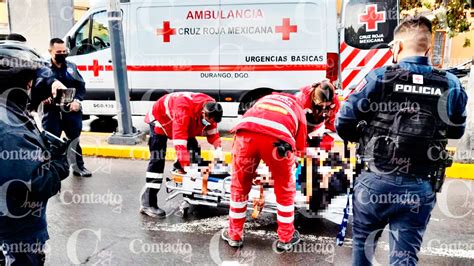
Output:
[326, 53, 339, 82]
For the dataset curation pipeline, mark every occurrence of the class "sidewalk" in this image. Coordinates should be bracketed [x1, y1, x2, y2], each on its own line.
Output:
[80, 132, 473, 180]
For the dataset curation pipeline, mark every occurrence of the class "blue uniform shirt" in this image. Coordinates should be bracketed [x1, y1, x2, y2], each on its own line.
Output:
[336, 56, 468, 142]
[49, 60, 86, 101]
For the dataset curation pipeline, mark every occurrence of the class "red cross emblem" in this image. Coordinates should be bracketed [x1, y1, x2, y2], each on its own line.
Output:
[88, 59, 104, 77]
[358, 4, 386, 32]
[156, 21, 176, 43]
[275, 18, 297, 41]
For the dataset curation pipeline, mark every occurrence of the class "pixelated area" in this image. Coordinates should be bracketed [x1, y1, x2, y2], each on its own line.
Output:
[296, 148, 353, 214]
[168, 135, 356, 217]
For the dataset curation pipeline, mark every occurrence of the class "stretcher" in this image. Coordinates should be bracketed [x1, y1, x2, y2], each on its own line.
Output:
[163, 134, 354, 218]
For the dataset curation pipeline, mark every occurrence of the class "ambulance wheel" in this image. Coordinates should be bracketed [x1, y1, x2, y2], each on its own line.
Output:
[90, 116, 118, 132]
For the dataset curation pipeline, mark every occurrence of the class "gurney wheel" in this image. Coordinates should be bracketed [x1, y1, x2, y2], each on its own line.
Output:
[177, 201, 190, 218]
[177, 207, 189, 218]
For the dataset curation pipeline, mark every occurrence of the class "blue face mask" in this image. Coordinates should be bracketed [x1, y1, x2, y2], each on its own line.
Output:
[202, 118, 211, 127]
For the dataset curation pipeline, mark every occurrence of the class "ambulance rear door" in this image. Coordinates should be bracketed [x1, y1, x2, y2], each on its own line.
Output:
[340, 0, 399, 99]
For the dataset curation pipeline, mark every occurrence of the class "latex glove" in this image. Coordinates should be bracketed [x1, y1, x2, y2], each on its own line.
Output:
[213, 147, 224, 161]
[309, 125, 327, 137]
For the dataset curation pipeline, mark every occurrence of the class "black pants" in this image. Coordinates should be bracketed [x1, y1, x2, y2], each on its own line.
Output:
[141, 124, 199, 208]
[42, 108, 84, 171]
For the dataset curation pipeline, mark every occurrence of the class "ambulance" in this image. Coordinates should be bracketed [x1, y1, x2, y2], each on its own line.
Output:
[64, 0, 398, 127]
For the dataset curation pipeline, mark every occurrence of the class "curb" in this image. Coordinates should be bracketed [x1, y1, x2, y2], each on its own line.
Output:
[81, 144, 473, 180]
[446, 163, 474, 180]
[82, 145, 234, 163]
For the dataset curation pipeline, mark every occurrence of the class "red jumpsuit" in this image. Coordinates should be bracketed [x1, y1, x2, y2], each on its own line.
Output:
[296, 84, 340, 132]
[145, 92, 221, 167]
[228, 93, 307, 243]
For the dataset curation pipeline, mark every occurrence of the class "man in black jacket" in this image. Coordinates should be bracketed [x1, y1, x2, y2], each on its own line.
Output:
[42, 38, 91, 177]
[0, 48, 70, 265]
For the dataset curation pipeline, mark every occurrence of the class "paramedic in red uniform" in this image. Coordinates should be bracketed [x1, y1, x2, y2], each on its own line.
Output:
[221, 93, 307, 251]
[140, 92, 223, 218]
[296, 80, 340, 133]
[297, 80, 340, 150]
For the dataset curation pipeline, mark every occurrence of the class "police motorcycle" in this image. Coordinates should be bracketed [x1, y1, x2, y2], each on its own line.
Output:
[162, 126, 354, 220]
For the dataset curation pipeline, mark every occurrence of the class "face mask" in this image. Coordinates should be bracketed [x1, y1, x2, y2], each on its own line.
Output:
[202, 118, 211, 127]
[54, 54, 68, 64]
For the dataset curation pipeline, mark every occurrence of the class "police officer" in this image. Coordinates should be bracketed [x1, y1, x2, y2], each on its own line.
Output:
[42, 38, 91, 177]
[336, 16, 468, 265]
[0, 46, 70, 266]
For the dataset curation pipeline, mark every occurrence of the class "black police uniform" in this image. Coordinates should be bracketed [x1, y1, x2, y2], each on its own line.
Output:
[42, 60, 88, 175]
[336, 56, 468, 265]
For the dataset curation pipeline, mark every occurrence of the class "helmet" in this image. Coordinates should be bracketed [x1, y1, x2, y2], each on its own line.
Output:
[0, 41, 44, 90]
[0, 42, 46, 110]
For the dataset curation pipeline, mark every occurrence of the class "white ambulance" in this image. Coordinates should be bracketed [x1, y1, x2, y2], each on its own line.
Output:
[64, 0, 339, 128]
[64, 0, 398, 128]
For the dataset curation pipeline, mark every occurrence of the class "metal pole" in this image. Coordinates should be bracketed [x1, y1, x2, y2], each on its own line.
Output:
[107, 0, 144, 144]
[6, 0, 12, 33]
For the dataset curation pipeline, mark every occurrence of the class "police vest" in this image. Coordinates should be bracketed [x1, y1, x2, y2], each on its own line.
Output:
[360, 66, 449, 176]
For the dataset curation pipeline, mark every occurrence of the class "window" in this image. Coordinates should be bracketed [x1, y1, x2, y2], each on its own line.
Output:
[91, 11, 110, 50]
[70, 11, 110, 55]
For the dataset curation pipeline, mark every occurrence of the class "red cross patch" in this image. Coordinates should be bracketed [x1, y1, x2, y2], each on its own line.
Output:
[358, 4, 386, 32]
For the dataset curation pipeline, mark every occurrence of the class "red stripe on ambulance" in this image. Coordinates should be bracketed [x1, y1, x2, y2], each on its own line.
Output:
[76, 64, 327, 76]
[340, 41, 392, 96]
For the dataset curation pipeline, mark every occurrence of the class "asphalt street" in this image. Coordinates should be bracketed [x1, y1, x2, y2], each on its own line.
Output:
[44, 158, 474, 265]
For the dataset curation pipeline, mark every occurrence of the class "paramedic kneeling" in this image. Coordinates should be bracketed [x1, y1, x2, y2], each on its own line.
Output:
[140, 92, 223, 218]
[336, 16, 468, 265]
